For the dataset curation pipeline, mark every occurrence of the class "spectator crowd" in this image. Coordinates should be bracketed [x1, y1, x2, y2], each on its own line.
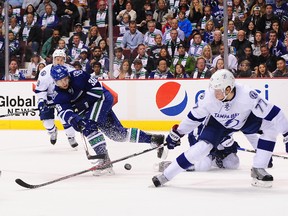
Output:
[2, 0, 288, 80]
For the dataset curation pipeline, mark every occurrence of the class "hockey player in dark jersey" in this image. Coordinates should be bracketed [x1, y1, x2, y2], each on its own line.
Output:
[50, 65, 166, 175]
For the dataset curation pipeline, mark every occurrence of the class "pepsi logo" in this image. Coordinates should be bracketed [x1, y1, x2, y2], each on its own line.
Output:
[156, 82, 188, 116]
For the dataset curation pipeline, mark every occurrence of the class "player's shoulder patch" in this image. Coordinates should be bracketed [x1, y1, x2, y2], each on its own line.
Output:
[72, 70, 83, 77]
[249, 91, 258, 99]
[40, 70, 46, 76]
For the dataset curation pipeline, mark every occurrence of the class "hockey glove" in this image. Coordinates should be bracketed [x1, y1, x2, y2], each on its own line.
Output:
[283, 132, 288, 153]
[70, 116, 98, 135]
[38, 100, 50, 114]
[166, 124, 183, 149]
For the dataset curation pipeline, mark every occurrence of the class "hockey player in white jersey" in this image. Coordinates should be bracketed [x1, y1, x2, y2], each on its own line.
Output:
[152, 69, 288, 188]
[35, 49, 79, 148]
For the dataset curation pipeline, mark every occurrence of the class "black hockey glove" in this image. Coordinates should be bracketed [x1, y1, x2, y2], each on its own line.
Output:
[70, 116, 98, 135]
[166, 124, 183, 149]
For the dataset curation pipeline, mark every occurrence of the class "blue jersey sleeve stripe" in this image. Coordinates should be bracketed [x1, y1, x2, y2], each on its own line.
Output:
[187, 112, 206, 122]
[264, 105, 280, 121]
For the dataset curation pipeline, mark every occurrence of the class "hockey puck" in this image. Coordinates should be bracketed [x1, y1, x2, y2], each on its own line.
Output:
[124, 163, 132, 170]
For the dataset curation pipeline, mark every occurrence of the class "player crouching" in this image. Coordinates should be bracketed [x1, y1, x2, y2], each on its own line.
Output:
[153, 69, 288, 188]
[50, 65, 167, 175]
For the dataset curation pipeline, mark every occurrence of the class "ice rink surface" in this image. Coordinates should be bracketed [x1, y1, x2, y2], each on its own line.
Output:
[0, 130, 288, 216]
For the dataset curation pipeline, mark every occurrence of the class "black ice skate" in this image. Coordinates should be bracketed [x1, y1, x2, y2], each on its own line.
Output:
[92, 154, 114, 176]
[251, 167, 273, 188]
[68, 137, 79, 149]
[151, 134, 168, 159]
[152, 174, 169, 187]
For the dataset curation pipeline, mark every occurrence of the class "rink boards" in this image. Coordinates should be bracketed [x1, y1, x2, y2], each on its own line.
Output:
[0, 78, 287, 131]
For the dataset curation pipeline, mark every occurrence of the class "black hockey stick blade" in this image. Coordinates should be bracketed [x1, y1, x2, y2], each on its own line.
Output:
[87, 153, 106, 160]
[15, 143, 167, 189]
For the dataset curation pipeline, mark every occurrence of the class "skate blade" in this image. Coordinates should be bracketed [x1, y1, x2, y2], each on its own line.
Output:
[251, 178, 273, 188]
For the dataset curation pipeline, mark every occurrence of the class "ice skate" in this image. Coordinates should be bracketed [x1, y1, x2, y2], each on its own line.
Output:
[151, 134, 168, 159]
[153, 161, 172, 172]
[251, 167, 273, 188]
[152, 174, 169, 187]
[68, 137, 78, 149]
[92, 154, 115, 176]
[49, 127, 58, 145]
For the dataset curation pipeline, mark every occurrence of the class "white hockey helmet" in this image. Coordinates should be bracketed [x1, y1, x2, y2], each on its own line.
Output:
[52, 49, 66, 64]
[209, 69, 235, 92]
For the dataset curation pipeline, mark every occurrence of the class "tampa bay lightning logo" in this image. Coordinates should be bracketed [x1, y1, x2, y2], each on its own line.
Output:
[249, 91, 258, 99]
[40, 70, 46, 76]
[224, 118, 240, 128]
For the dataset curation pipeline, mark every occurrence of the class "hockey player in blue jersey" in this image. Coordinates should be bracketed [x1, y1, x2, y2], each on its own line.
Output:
[50, 65, 166, 175]
[153, 69, 288, 188]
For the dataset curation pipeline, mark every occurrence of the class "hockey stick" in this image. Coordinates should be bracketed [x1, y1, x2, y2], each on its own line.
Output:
[238, 147, 288, 160]
[80, 131, 102, 160]
[0, 108, 38, 118]
[15, 143, 167, 189]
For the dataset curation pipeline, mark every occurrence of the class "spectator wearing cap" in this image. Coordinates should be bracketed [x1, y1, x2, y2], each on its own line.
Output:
[257, 4, 280, 33]
[148, 58, 174, 79]
[56, 0, 79, 37]
[113, 47, 124, 71]
[91, 62, 109, 79]
[121, 21, 144, 51]
[38, 4, 59, 43]
[251, 0, 266, 15]
[243, 6, 262, 32]
[68, 23, 87, 48]
[170, 43, 196, 77]
[68, 33, 89, 64]
[131, 58, 147, 79]
[37, 0, 57, 17]
[188, 31, 207, 58]
[143, 20, 163, 49]
[113, 0, 127, 25]
[78, 49, 90, 72]
[138, 10, 161, 34]
[116, 1, 137, 22]
[90, 0, 108, 27]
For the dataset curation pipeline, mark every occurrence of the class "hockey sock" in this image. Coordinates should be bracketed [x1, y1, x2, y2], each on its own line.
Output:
[87, 131, 107, 155]
[127, 128, 151, 143]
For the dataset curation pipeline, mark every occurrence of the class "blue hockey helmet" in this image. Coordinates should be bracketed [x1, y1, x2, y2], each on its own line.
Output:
[51, 64, 69, 81]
